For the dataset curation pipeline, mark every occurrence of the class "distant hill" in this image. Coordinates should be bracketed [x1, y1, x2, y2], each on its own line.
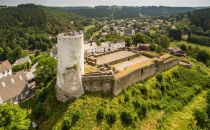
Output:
[189, 8, 210, 31]
[60, 6, 197, 18]
[0, 4, 87, 35]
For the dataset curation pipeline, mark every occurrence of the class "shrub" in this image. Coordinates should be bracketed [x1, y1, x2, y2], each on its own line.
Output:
[140, 85, 147, 97]
[106, 112, 116, 127]
[120, 112, 133, 126]
[62, 119, 71, 130]
[96, 109, 104, 123]
[155, 45, 163, 53]
[132, 100, 141, 109]
[136, 104, 147, 119]
[156, 73, 163, 82]
[33, 102, 45, 119]
[194, 110, 208, 129]
[71, 112, 80, 127]
[124, 93, 130, 102]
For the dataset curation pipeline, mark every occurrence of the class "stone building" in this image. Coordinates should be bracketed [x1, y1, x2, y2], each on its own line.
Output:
[124, 27, 136, 36]
[84, 41, 126, 54]
[56, 31, 84, 102]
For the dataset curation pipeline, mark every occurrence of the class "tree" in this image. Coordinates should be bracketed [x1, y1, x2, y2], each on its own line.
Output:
[155, 35, 170, 49]
[155, 45, 163, 53]
[35, 55, 57, 85]
[206, 90, 210, 118]
[169, 29, 182, 40]
[62, 119, 71, 130]
[120, 112, 133, 126]
[96, 109, 104, 123]
[33, 102, 45, 119]
[194, 110, 208, 129]
[133, 33, 154, 45]
[0, 104, 31, 129]
[196, 50, 210, 65]
[180, 44, 187, 51]
[106, 112, 116, 127]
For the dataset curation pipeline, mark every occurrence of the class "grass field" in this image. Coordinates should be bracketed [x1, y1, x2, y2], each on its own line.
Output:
[171, 41, 210, 53]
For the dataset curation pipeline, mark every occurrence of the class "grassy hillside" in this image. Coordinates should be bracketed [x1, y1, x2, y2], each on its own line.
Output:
[171, 41, 210, 53]
[20, 58, 210, 130]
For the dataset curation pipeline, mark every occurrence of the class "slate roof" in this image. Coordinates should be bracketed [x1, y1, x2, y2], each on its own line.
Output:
[0, 71, 27, 103]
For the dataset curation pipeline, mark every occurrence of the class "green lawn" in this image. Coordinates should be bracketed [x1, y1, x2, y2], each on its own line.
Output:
[84, 25, 95, 32]
[171, 41, 210, 53]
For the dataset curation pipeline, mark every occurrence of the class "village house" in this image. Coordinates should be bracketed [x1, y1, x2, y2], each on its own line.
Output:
[124, 27, 136, 36]
[84, 41, 126, 54]
[0, 60, 35, 104]
[0, 60, 12, 79]
[0, 71, 30, 104]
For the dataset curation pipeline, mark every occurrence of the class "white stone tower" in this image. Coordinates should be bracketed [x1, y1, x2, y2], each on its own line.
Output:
[56, 31, 84, 102]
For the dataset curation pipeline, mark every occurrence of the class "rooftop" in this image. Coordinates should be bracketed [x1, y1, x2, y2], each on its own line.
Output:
[58, 31, 83, 37]
[115, 59, 154, 79]
[96, 51, 136, 65]
[0, 60, 12, 73]
[0, 71, 27, 103]
[112, 55, 150, 71]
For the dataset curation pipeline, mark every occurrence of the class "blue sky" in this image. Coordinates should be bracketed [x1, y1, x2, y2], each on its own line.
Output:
[0, 0, 210, 7]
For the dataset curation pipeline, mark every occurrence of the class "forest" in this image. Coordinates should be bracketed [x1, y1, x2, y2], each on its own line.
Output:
[61, 6, 197, 18]
[0, 4, 89, 63]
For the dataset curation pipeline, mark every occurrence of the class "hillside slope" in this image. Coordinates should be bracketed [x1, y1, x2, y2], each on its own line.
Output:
[0, 4, 88, 62]
[20, 58, 210, 130]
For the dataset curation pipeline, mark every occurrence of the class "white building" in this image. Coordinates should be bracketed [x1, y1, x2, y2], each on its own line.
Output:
[124, 27, 136, 36]
[84, 41, 126, 54]
[0, 60, 12, 79]
[56, 31, 84, 102]
[84, 42, 97, 54]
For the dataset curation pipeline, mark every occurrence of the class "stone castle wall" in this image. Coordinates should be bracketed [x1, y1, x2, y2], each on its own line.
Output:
[82, 57, 181, 96]
[82, 73, 114, 93]
[113, 63, 156, 95]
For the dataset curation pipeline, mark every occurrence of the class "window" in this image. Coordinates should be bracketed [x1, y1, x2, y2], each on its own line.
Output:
[141, 69, 144, 75]
[2, 82, 6, 87]
[11, 78, 15, 84]
[19, 75, 23, 80]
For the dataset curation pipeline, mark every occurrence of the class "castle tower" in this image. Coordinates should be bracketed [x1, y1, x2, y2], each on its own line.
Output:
[56, 31, 84, 102]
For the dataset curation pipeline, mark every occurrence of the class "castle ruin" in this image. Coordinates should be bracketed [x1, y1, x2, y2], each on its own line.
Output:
[56, 31, 84, 102]
[56, 31, 181, 102]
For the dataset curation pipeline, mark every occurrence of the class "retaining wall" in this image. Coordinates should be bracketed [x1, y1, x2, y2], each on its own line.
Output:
[82, 57, 181, 96]
[82, 74, 114, 93]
